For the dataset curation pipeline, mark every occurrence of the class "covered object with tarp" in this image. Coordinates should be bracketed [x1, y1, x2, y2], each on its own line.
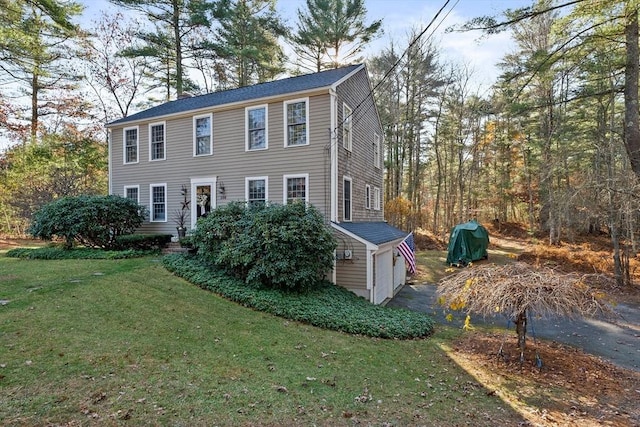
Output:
[445, 220, 489, 266]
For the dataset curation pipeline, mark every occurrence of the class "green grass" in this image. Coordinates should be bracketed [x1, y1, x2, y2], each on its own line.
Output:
[0, 254, 525, 426]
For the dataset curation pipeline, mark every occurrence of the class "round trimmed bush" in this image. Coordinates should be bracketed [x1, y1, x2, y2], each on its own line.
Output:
[29, 195, 147, 249]
[191, 201, 337, 291]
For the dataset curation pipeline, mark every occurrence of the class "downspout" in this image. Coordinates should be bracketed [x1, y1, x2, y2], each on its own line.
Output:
[107, 129, 113, 195]
[330, 88, 338, 223]
[367, 248, 374, 303]
[330, 88, 338, 284]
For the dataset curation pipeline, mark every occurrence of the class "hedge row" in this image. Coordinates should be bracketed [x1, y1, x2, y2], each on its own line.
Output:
[114, 233, 173, 250]
[6, 247, 157, 260]
[162, 253, 435, 339]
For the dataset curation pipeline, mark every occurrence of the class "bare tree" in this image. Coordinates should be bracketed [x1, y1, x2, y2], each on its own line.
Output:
[82, 12, 155, 124]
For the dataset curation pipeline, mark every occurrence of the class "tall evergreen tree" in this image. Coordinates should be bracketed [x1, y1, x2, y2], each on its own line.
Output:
[292, 0, 382, 72]
[458, 0, 640, 179]
[0, 0, 83, 138]
[109, 0, 216, 98]
[369, 33, 443, 231]
[211, 0, 286, 87]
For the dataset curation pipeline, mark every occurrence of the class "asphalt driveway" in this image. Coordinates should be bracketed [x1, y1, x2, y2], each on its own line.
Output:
[387, 282, 640, 372]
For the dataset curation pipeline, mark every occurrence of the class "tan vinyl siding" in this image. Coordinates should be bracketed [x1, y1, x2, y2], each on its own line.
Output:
[335, 68, 385, 223]
[333, 232, 369, 293]
[110, 93, 333, 235]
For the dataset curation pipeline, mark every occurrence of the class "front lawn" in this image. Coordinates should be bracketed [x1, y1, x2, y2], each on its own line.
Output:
[0, 254, 523, 426]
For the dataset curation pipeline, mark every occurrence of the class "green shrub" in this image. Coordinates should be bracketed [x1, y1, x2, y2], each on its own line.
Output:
[115, 233, 172, 250]
[191, 202, 337, 291]
[6, 247, 156, 259]
[28, 195, 147, 249]
[162, 254, 434, 339]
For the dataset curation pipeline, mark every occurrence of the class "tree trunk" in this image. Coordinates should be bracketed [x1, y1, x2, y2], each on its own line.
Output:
[612, 224, 623, 287]
[173, 0, 183, 97]
[514, 310, 527, 361]
[31, 73, 38, 139]
[624, 5, 640, 177]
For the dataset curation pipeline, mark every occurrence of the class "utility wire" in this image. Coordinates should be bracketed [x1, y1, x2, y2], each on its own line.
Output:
[327, 0, 455, 145]
[352, 0, 460, 128]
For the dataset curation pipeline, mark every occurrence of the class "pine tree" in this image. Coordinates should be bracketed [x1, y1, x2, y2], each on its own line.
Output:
[291, 0, 382, 72]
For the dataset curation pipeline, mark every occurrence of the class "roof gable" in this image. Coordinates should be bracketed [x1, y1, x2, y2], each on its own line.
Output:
[108, 64, 363, 127]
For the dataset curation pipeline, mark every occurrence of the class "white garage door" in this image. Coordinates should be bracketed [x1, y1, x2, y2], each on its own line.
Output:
[374, 249, 393, 304]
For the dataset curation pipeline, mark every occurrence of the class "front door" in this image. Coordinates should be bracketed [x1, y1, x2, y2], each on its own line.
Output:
[190, 177, 216, 228]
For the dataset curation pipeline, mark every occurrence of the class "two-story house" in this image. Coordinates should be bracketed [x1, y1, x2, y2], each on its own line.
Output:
[107, 64, 410, 304]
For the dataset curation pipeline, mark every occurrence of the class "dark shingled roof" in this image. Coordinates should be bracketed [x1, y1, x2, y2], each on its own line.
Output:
[108, 64, 363, 126]
[334, 222, 408, 245]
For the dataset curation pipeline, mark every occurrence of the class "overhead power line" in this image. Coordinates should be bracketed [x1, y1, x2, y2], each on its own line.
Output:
[327, 0, 457, 146]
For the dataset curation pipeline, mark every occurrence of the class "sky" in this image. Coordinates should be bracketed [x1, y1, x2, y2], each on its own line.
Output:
[0, 0, 532, 151]
[80, 0, 533, 92]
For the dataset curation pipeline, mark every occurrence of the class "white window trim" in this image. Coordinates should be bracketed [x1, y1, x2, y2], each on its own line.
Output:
[365, 184, 371, 210]
[124, 185, 140, 204]
[193, 113, 213, 157]
[343, 103, 352, 152]
[373, 186, 381, 211]
[374, 133, 381, 169]
[149, 183, 167, 222]
[245, 104, 268, 151]
[148, 121, 166, 161]
[123, 126, 139, 164]
[283, 97, 309, 147]
[283, 173, 309, 204]
[343, 176, 352, 221]
[245, 176, 269, 204]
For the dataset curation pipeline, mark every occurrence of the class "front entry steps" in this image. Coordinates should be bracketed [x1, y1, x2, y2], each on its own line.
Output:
[162, 242, 189, 255]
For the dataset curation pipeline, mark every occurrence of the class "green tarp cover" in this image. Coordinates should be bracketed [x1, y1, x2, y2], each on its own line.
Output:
[445, 220, 489, 266]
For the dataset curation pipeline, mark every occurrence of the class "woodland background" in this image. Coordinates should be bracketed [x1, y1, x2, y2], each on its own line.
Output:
[1, 0, 639, 287]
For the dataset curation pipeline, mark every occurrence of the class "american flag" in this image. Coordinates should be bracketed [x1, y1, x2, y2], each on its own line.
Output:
[397, 232, 416, 274]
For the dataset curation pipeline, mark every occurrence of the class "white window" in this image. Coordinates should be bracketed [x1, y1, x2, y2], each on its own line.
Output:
[246, 105, 268, 150]
[124, 185, 139, 203]
[283, 174, 309, 204]
[193, 114, 212, 156]
[123, 127, 138, 164]
[343, 103, 352, 151]
[246, 176, 268, 207]
[374, 133, 381, 168]
[284, 98, 309, 147]
[150, 183, 167, 222]
[373, 186, 381, 211]
[343, 177, 352, 221]
[365, 184, 371, 210]
[149, 122, 166, 161]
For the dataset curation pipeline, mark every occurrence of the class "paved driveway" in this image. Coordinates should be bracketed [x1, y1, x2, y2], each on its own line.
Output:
[387, 282, 640, 372]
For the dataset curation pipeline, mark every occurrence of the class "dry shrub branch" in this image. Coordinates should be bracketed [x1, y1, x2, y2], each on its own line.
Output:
[437, 262, 615, 321]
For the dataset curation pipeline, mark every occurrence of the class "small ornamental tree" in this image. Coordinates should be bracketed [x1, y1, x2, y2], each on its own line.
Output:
[437, 262, 614, 361]
[191, 201, 337, 291]
[29, 195, 147, 249]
